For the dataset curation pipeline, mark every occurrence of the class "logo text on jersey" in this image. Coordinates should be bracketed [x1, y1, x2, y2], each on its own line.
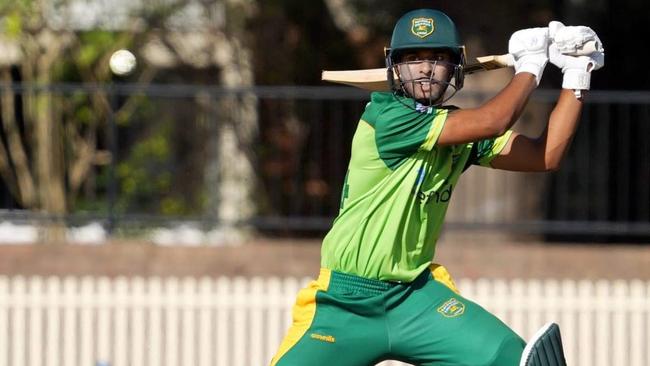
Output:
[437, 298, 465, 318]
[417, 184, 453, 204]
[310, 333, 336, 343]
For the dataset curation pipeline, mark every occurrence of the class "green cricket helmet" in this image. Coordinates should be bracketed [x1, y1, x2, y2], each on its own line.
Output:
[386, 9, 466, 105]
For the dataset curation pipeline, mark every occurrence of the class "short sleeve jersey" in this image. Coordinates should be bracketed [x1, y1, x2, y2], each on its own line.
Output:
[320, 92, 512, 282]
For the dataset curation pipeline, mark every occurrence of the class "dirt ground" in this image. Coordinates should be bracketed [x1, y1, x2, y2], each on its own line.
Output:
[0, 231, 648, 280]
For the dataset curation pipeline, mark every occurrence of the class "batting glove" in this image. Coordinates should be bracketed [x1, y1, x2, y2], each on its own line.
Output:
[549, 21, 604, 56]
[548, 22, 604, 95]
[508, 27, 549, 86]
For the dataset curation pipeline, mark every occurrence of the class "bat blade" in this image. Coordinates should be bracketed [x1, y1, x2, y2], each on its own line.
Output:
[320, 68, 391, 91]
[321, 55, 513, 91]
[321, 40, 599, 91]
[321, 55, 514, 91]
[466, 54, 514, 73]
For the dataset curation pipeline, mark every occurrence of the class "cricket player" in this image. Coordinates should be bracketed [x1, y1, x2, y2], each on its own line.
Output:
[272, 9, 604, 366]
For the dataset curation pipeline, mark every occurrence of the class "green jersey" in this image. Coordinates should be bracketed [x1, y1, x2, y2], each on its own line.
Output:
[321, 92, 512, 282]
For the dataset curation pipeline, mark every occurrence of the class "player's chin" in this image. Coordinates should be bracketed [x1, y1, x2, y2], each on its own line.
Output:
[413, 90, 442, 104]
[407, 87, 429, 100]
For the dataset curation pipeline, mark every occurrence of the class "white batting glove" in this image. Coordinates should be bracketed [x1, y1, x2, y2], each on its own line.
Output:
[548, 22, 605, 96]
[508, 27, 549, 86]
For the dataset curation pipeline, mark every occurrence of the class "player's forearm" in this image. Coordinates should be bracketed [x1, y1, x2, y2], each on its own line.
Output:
[536, 89, 584, 170]
[439, 73, 537, 145]
[477, 73, 538, 135]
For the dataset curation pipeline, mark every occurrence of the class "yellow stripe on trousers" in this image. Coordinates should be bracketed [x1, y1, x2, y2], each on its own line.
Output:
[270, 268, 331, 366]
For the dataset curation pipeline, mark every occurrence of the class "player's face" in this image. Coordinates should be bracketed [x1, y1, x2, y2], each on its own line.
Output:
[396, 49, 454, 104]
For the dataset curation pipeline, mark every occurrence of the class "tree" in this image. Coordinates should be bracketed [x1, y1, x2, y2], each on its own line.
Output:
[0, 0, 257, 241]
[1, 0, 77, 240]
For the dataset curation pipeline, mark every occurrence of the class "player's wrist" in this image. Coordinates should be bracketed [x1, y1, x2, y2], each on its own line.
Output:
[515, 56, 548, 86]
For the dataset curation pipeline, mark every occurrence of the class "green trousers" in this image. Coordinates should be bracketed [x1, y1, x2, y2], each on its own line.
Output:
[271, 266, 525, 366]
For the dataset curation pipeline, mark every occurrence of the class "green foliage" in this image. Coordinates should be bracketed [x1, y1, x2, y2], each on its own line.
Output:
[3, 12, 23, 38]
[75, 105, 94, 126]
[77, 31, 123, 69]
[0, 0, 31, 16]
[115, 119, 189, 216]
[0, 0, 44, 37]
[117, 95, 150, 126]
[118, 129, 170, 191]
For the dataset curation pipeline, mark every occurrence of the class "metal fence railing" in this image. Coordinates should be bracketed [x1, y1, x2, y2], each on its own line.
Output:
[0, 83, 648, 238]
[0, 276, 648, 366]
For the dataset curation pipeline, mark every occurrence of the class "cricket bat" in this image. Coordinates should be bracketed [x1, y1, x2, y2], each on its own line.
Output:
[322, 40, 599, 91]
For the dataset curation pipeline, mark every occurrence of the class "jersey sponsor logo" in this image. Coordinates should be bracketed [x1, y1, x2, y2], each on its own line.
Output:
[411, 18, 435, 38]
[310, 333, 336, 343]
[437, 298, 465, 318]
[416, 184, 453, 204]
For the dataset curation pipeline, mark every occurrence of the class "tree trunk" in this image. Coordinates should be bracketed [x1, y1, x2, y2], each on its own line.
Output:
[34, 73, 67, 242]
[0, 69, 36, 207]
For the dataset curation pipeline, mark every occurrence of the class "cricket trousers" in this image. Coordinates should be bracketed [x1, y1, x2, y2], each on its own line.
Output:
[270, 265, 525, 366]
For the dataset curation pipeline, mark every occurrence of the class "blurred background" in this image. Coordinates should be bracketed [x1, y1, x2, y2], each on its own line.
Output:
[0, 0, 648, 365]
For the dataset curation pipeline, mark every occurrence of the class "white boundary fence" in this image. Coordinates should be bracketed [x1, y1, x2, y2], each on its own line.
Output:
[0, 276, 648, 366]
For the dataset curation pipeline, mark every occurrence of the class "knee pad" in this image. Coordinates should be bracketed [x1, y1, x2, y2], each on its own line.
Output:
[519, 322, 567, 366]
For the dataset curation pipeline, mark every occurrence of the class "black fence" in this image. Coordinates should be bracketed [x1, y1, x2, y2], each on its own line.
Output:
[0, 83, 648, 239]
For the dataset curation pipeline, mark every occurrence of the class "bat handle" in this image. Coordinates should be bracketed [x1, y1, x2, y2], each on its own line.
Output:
[495, 54, 515, 67]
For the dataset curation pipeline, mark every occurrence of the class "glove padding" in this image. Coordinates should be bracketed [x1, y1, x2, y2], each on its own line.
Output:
[549, 21, 604, 55]
[508, 27, 549, 86]
[548, 21, 605, 91]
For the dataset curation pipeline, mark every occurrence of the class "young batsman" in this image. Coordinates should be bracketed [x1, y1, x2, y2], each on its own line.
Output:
[272, 9, 604, 366]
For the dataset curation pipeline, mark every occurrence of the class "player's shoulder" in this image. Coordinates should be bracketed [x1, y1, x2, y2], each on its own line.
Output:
[366, 91, 396, 111]
[369, 91, 394, 103]
[362, 92, 395, 126]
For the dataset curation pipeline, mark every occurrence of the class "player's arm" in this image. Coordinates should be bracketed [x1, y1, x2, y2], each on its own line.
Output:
[437, 73, 535, 145]
[491, 22, 605, 171]
[437, 27, 548, 146]
[489, 89, 582, 171]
